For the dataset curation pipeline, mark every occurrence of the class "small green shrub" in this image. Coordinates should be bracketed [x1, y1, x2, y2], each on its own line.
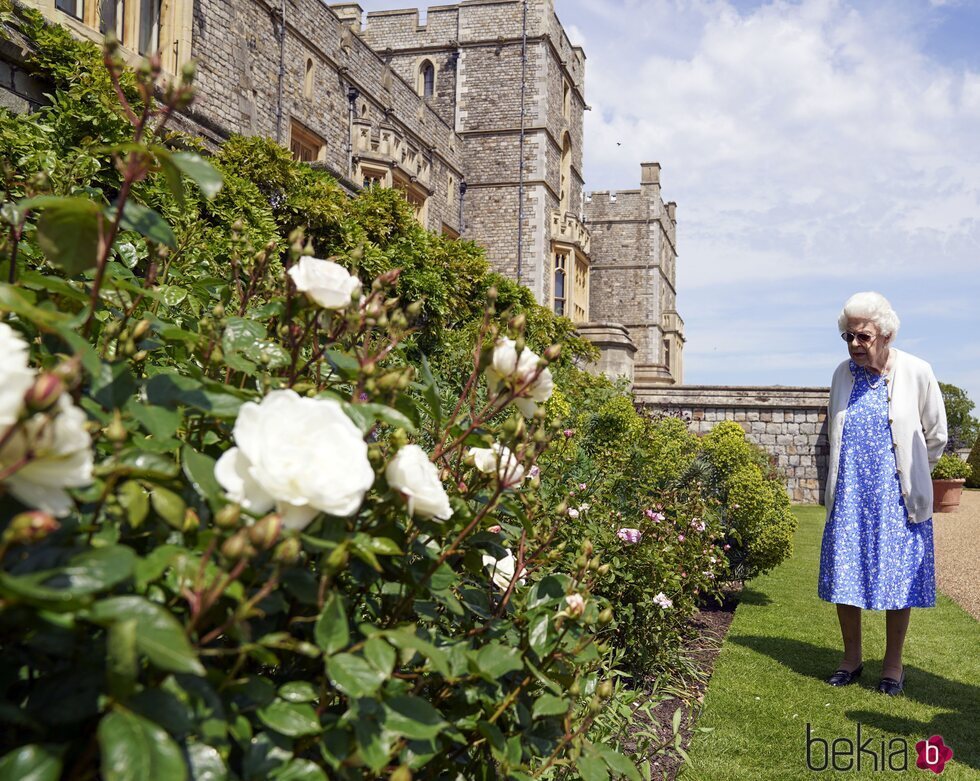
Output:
[966, 437, 980, 489]
[931, 453, 972, 480]
[698, 421, 797, 580]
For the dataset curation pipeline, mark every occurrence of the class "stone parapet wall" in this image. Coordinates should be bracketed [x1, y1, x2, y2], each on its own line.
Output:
[635, 385, 831, 504]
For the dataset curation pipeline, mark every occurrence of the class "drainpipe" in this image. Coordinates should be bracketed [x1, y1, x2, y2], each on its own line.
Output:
[347, 86, 360, 181]
[516, 0, 527, 284]
[274, 0, 286, 143]
[459, 179, 467, 233]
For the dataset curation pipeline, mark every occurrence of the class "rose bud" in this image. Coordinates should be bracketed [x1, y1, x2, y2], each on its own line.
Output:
[2, 511, 59, 545]
[214, 503, 241, 529]
[564, 593, 586, 618]
[25, 373, 65, 412]
[544, 344, 562, 362]
[131, 319, 152, 340]
[598, 607, 614, 625]
[597, 680, 613, 699]
[221, 530, 253, 561]
[248, 513, 283, 550]
[273, 537, 302, 565]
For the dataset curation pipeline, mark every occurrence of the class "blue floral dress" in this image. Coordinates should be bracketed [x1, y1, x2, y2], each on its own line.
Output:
[818, 360, 936, 610]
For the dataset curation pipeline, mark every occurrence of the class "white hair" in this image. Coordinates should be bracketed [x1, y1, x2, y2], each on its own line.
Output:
[837, 291, 900, 339]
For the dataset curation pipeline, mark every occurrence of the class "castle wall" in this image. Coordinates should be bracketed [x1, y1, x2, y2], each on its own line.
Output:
[184, 0, 465, 233]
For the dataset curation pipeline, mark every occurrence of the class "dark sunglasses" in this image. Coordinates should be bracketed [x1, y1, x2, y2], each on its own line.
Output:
[841, 331, 875, 344]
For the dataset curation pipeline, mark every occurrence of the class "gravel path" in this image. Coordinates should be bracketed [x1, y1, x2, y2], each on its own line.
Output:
[933, 489, 980, 621]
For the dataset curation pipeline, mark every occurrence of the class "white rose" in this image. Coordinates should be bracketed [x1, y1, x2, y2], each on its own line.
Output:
[1, 396, 93, 517]
[0, 322, 36, 428]
[287, 257, 362, 310]
[385, 444, 452, 520]
[469, 442, 525, 487]
[214, 390, 374, 530]
[653, 592, 673, 610]
[484, 337, 554, 417]
[482, 549, 526, 590]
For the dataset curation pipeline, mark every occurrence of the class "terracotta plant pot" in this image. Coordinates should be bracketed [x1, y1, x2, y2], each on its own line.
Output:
[932, 479, 966, 513]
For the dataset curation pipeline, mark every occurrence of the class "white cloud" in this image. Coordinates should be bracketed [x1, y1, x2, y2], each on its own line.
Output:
[568, 0, 980, 402]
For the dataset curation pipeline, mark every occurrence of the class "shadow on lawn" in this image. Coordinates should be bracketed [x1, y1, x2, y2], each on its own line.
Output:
[728, 635, 980, 773]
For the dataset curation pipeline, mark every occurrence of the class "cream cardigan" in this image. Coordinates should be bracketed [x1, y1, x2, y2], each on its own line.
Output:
[825, 347, 947, 524]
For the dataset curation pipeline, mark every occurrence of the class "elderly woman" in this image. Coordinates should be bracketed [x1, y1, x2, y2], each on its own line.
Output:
[818, 292, 947, 696]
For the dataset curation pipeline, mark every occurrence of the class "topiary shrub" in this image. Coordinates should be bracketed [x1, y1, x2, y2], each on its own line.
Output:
[698, 421, 797, 580]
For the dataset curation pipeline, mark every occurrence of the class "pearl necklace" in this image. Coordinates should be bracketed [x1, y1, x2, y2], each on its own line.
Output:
[863, 367, 884, 389]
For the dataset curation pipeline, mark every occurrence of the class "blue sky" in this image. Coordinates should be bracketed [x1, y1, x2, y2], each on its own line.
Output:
[355, 0, 980, 408]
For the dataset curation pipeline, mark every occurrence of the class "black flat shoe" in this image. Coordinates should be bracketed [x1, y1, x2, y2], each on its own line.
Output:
[876, 669, 906, 696]
[826, 663, 863, 686]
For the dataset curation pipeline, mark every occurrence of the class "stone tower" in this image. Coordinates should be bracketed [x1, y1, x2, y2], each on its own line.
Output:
[359, 0, 590, 317]
[585, 162, 685, 386]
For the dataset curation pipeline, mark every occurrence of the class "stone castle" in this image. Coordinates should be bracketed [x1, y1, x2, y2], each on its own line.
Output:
[9, 0, 685, 388]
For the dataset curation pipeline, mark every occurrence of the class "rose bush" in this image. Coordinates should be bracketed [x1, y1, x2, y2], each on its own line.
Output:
[0, 11, 664, 780]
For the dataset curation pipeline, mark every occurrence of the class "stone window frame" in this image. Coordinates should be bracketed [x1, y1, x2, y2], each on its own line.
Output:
[417, 58, 436, 99]
[552, 250, 568, 317]
[303, 57, 315, 100]
[392, 170, 430, 228]
[359, 163, 390, 190]
[48, 0, 193, 74]
[289, 119, 326, 164]
[562, 78, 571, 120]
[572, 250, 589, 323]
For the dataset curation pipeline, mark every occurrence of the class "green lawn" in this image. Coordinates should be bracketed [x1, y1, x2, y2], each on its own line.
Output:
[678, 505, 980, 780]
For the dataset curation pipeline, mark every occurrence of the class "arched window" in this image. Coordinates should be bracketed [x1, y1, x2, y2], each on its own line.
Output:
[418, 60, 435, 98]
[559, 133, 572, 213]
[304, 58, 315, 99]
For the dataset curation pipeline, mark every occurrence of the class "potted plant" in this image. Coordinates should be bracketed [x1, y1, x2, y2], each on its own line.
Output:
[931, 454, 973, 513]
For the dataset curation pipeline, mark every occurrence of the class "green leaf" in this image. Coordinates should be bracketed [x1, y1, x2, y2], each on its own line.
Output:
[0, 545, 136, 610]
[256, 700, 322, 738]
[106, 618, 138, 701]
[127, 400, 181, 440]
[98, 708, 188, 781]
[34, 197, 101, 275]
[182, 446, 222, 508]
[118, 480, 150, 528]
[363, 637, 395, 677]
[170, 152, 223, 199]
[113, 201, 176, 248]
[145, 373, 244, 418]
[473, 643, 523, 680]
[270, 759, 327, 781]
[382, 627, 450, 677]
[151, 486, 187, 529]
[342, 402, 416, 435]
[185, 743, 227, 781]
[0, 284, 72, 329]
[382, 696, 447, 740]
[92, 361, 138, 410]
[531, 694, 568, 719]
[597, 746, 642, 781]
[158, 156, 187, 208]
[278, 682, 318, 703]
[158, 285, 188, 307]
[87, 596, 205, 675]
[314, 593, 349, 656]
[418, 355, 441, 425]
[116, 241, 141, 269]
[0, 744, 63, 781]
[577, 754, 610, 781]
[528, 612, 551, 657]
[326, 653, 387, 698]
